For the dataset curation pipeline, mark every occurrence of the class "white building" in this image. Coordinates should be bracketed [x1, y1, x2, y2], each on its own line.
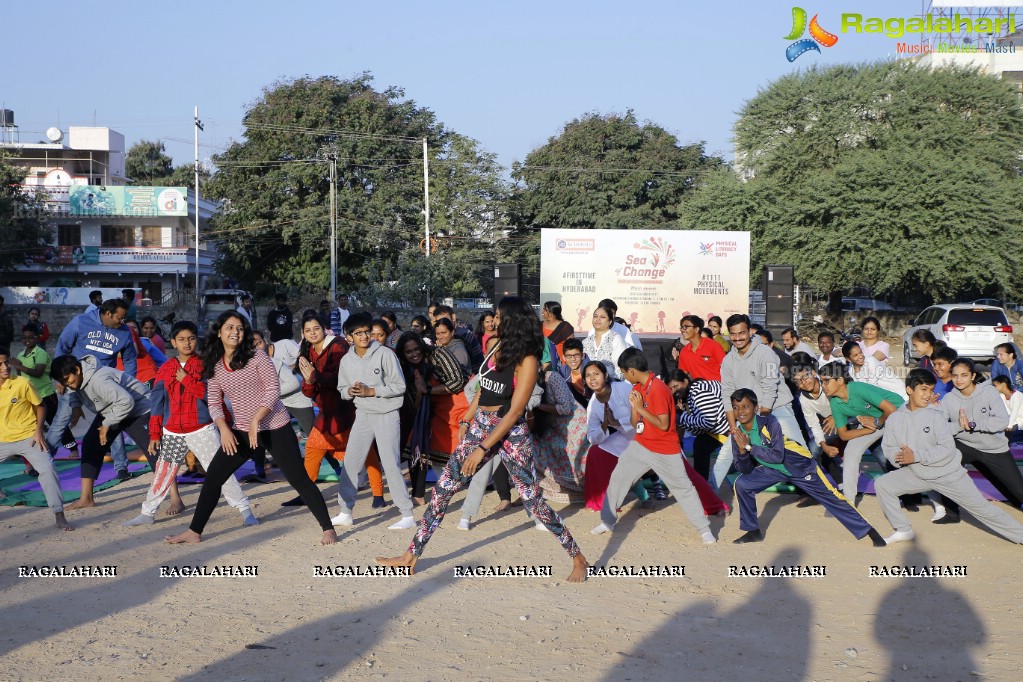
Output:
[0, 114, 218, 305]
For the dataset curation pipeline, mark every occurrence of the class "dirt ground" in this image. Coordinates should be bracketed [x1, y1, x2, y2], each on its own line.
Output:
[3, 467, 1022, 682]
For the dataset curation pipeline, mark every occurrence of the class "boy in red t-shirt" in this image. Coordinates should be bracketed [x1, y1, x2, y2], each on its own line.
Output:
[590, 348, 717, 544]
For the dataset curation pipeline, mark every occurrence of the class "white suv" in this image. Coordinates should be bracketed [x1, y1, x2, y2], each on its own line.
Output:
[902, 304, 1013, 365]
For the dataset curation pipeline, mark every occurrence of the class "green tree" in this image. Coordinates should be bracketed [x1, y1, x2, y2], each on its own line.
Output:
[681, 61, 1023, 302]
[508, 111, 724, 278]
[125, 139, 209, 189]
[125, 140, 173, 183]
[207, 74, 507, 299]
[0, 157, 50, 269]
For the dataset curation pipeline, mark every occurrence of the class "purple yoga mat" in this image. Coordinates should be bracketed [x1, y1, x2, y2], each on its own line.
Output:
[14, 460, 150, 493]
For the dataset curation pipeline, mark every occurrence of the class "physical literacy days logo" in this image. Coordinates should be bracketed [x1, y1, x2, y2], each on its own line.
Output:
[784, 7, 838, 62]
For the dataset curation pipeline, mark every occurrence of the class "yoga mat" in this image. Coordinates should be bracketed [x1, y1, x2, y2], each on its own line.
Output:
[0, 460, 151, 508]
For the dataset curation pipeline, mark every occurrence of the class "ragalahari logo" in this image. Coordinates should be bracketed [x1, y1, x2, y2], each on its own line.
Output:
[784, 7, 838, 62]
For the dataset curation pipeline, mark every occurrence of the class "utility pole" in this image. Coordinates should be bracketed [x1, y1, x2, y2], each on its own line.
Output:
[423, 138, 430, 305]
[194, 107, 203, 316]
[329, 153, 337, 303]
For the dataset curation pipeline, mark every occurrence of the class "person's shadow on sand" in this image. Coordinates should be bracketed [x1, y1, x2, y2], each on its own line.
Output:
[600, 547, 812, 679]
[873, 545, 984, 679]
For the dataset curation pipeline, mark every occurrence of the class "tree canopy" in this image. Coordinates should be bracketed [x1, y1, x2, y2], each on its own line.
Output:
[680, 61, 1023, 302]
[0, 157, 50, 270]
[125, 139, 209, 189]
[205, 74, 508, 301]
[509, 111, 723, 272]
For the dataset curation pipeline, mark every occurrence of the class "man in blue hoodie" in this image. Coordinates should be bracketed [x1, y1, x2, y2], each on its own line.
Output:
[47, 299, 137, 477]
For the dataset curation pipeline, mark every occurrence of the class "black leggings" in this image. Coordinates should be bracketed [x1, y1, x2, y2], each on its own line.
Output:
[692, 433, 723, 481]
[80, 413, 155, 480]
[188, 425, 333, 533]
[942, 442, 1023, 514]
[493, 461, 512, 501]
[409, 461, 431, 498]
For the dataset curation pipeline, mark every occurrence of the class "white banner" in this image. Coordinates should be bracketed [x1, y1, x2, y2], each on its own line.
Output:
[540, 228, 751, 335]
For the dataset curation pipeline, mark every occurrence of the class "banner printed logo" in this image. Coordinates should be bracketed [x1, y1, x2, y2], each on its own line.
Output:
[635, 236, 677, 269]
[699, 242, 715, 257]
[784, 7, 838, 62]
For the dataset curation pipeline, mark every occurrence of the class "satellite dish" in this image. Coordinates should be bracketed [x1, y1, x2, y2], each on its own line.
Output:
[46, 127, 63, 143]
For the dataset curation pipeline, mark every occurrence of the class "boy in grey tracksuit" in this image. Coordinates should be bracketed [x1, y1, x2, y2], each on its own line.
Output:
[876, 369, 1023, 544]
[334, 313, 416, 529]
[50, 353, 154, 508]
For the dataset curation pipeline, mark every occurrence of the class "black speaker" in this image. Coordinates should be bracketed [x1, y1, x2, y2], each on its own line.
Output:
[763, 265, 794, 332]
[495, 263, 521, 301]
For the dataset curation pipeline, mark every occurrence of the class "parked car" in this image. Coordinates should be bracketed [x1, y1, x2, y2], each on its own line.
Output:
[199, 289, 249, 335]
[842, 297, 894, 312]
[902, 304, 1013, 365]
[970, 298, 1004, 308]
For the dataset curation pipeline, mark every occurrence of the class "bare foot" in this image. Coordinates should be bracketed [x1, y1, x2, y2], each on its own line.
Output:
[375, 552, 418, 575]
[567, 554, 588, 583]
[165, 500, 186, 516]
[413, 496, 426, 507]
[165, 529, 202, 544]
[65, 497, 96, 511]
[55, 513, 74, 531]
[321, 530, 338, 546]
[493, 500, 511, 513]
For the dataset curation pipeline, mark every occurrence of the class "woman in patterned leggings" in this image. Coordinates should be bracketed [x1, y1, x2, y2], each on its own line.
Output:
[377, 297, 589, 582]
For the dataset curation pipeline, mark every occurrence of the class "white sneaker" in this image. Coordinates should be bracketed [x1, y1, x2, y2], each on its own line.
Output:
[388, 516, 417, 530]
[884, 529, 916, 545]
[701, 531, 717, 545]
[931, 503, 947, 522]
[456, 518, 471, 531]
[590, 522, 612, 535]
[330, 511, 354, 527]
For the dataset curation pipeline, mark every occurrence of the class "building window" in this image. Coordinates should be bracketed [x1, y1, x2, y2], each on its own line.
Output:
[101, 225, 135, 248]
[57, 224, 81, 247]
[141, 226, 164, 247]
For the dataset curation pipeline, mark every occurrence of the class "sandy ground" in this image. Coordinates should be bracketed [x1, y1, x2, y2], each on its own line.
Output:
[3, 464, 1023, 682]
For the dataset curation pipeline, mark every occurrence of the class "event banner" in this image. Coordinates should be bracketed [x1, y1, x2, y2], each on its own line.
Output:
[540, 228, 751, 335]
[69, 185, 188, 217]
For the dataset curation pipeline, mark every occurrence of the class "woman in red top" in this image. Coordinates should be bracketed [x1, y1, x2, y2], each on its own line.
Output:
[295, 312, 385, 505]
[165, 311, 337, 545]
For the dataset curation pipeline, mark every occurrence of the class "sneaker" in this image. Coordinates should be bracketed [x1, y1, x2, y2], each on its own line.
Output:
[701, 531, 717, 545]
[371, 496, 388, 508]
[732, 529, 763, 544]
[652, 482, 668, 501]
[590, 522, 612, 535]
[116, 469, 131, 481]
[884, 529, 916, 545]
[280, 496, 305, 507]
[456, 518, 471, 531]
[388, 516, 417, 530]
[932, 513, 961, 525]
[330, 511, 354, 527]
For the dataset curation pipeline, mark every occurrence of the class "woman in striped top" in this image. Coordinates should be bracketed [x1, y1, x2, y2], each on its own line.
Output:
[165, 311, 337, 545]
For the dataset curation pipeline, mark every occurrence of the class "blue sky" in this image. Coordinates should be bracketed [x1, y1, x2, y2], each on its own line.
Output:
[6, 1, 921, 172]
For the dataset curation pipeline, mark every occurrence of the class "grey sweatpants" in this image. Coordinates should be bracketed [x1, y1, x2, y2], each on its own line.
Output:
[842, 428, 884, 503]
[461, 455, 503, 521]
[600, 441, 710, 535]
[0, 437, 64, 512]
[336, 410, 413, 516]
[876, 467, 1023, 543]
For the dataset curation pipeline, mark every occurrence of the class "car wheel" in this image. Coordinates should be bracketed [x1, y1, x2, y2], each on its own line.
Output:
[903, 342, 912, 367]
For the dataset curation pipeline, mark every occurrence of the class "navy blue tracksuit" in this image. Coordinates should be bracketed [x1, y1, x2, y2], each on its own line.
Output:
[733, 414, 873, 538]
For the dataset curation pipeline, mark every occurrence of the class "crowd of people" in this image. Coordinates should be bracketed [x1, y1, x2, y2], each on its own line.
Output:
[3, 290, 1023, 581]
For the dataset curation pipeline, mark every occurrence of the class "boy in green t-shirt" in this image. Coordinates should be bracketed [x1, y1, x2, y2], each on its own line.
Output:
[819, 362, 903, 507]
[12, 326, 55, 420]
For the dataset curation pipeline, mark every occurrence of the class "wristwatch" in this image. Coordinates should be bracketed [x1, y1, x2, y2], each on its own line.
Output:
[744, 443, 752, 452]
[873, 417, 882, 429]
